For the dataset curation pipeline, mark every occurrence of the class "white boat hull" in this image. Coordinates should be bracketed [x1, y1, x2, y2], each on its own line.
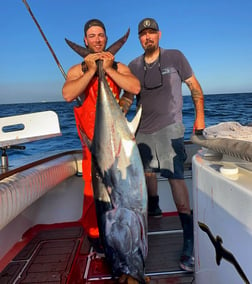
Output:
[2, 109, 251, 283]
[193, 152, 252, 283]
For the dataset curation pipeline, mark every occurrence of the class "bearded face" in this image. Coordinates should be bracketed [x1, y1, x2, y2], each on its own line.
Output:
[139, 29, 160, 55]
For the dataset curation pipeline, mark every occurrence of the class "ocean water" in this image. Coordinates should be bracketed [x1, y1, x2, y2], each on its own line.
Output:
[0, 93, 251, 165]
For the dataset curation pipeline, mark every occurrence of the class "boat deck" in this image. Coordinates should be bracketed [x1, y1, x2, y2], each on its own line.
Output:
[0, 215, 194, 283]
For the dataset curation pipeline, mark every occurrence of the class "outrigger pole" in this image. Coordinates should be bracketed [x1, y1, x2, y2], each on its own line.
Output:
[22, 0, 66, 79]
[22, 0, 82, 105]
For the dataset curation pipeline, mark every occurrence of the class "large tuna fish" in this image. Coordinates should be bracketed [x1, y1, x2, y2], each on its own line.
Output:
[80, 61, 148, 283]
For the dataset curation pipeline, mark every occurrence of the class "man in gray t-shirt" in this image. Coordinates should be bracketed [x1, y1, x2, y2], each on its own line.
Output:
[119, 18, 205, 273]
[129, 48, 193, 133]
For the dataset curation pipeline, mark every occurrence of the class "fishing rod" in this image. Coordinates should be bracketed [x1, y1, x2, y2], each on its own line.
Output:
[22, 0, 82, 105]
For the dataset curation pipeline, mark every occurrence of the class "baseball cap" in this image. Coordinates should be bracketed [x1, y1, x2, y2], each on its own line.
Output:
[84, 19, 106, 35]
[138, 18, 159, 34]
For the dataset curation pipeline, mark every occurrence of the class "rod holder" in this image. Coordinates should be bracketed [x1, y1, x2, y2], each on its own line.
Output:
[1, 148, 8, 170]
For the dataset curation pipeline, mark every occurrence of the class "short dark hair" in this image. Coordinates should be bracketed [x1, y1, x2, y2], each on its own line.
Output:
[84, 19, 106, 35]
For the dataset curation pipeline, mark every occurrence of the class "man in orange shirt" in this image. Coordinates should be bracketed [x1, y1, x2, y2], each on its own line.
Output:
[62, 19, 140, 250]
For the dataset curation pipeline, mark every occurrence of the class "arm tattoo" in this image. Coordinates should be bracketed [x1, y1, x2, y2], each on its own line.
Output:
[186, 77, 205, 130]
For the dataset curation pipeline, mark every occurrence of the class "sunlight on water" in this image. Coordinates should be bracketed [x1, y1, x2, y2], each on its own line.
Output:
[0, 93, 251, 164]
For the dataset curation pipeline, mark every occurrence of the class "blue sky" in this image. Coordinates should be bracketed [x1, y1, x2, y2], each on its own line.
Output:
[1, 0, 252, 104]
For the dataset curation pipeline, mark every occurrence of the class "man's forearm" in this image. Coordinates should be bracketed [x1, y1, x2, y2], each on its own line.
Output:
[191, 88, 205, 130]
[119, 93, 134, 114]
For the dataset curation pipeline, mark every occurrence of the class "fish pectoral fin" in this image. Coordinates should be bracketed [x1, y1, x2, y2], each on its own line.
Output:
[127, 105, 142, 135]
[79, 125, 92, 150]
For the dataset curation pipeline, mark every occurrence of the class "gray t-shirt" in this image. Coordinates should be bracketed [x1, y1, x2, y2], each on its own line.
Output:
[129, 48, 193, 133]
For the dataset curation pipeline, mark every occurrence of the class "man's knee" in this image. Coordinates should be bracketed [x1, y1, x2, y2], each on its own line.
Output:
[145, 171, 156, 178]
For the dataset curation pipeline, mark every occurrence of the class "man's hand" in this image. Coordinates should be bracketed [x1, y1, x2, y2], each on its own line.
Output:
[119, 94, 134, 115]
[84, 53, 101, 73]
[194, 129, 203, 135]
[100, 51, 115, 72]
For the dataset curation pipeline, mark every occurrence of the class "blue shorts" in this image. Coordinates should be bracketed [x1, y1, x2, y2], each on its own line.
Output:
[136, 123, 187, 179]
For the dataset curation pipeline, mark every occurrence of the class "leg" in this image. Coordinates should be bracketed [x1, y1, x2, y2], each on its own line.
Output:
[153, 125, 193, 271]
[146, 172, 158, 197]
[169, 179, 194, 272]
[81, 147, 103, 253]
[146, 172, 162, 218]
[168, 179, 190, 214]
[136, 137, 162, 218]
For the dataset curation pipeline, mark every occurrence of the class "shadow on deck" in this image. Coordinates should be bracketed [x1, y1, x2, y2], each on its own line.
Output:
[0, 216, 194, 283]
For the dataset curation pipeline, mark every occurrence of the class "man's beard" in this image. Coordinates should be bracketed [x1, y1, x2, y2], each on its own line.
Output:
[144, 42, 157, 54]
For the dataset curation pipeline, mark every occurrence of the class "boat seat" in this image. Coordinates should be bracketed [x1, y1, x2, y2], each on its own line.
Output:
[0, 152, 82, 230]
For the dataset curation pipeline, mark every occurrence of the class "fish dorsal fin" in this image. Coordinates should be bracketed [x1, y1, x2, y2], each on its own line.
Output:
[127, 105, 142, 135]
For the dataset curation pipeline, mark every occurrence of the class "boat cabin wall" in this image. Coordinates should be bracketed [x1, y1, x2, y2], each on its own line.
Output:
[0, 152, 84, 266]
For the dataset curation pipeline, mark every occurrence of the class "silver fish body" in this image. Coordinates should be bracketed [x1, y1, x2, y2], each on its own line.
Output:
[83, 62, 148, 282]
